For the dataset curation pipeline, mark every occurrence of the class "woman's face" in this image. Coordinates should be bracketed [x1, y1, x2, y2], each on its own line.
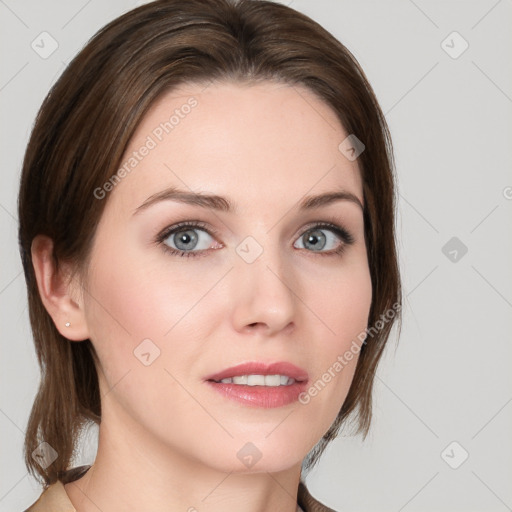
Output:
[81, 81, 372, 473]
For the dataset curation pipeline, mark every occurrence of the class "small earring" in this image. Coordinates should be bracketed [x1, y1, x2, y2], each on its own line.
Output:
[65, 322, 71, 327]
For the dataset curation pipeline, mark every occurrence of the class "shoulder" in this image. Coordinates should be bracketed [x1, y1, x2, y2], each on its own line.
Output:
[23, 466, 91, 512]
[298, 480, 337, 512]
[23, 481, 75, 512]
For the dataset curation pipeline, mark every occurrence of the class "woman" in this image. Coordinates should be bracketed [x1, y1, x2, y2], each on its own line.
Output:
[19, 0, 401, 510]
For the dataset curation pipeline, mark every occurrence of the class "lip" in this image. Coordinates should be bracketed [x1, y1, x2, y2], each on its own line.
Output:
[206, 380, 308, 408]
[204, 361, 309, 383]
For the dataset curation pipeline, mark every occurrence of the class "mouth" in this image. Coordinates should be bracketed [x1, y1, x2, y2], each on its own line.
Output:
[209, 374, 299, 386]
[204, 361, 309, 383]
[204, 361, 309, 408]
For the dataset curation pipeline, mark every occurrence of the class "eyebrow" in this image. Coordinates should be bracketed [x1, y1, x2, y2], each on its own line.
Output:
[133, 186, 364, 216]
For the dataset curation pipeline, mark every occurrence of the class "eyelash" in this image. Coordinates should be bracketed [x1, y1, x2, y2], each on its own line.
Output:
[155, 220, 355, 258]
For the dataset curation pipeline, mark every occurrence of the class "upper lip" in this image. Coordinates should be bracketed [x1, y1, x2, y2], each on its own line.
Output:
[205, 361, 309, 383]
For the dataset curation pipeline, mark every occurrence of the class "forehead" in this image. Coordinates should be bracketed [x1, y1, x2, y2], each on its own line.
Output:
[108, 80, 363, 215]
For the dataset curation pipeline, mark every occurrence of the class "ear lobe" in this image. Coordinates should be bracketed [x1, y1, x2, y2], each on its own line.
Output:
[31, 235, 90, 341]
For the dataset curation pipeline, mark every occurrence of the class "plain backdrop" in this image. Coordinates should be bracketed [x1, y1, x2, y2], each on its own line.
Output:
[1, 1, 511, 511]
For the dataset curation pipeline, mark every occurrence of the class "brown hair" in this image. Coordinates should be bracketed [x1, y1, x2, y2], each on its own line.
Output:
[18, 0, 401, 485]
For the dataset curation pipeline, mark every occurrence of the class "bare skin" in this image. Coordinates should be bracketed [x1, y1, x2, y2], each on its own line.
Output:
[32, 81, 372, 511]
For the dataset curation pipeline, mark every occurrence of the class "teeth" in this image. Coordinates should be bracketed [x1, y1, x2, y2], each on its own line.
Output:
[218, 374, 295, 386]
[279, 375, 289, 385]
[247, 374, 265, 386]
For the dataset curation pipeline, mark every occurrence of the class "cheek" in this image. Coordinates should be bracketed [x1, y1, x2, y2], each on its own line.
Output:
[81, 237, 167, 379]
[85, 238, 191, 338]
[300, 257, 372, 418]
[330, 264, 372, 378]
[82, 233, 222, 391]
[311, 256, 372, 345]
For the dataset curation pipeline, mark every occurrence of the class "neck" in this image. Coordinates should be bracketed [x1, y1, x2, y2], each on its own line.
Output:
[64, 399, 303, 512]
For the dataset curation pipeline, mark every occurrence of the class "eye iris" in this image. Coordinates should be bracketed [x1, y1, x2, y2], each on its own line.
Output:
[174, 229, 198, 250]
[304, 229, 326, 251]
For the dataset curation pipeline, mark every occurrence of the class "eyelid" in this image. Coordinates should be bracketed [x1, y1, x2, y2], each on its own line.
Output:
[298, 220, 354, 244]
[157, 218, 354, 240]
[156, 220, 220, 243]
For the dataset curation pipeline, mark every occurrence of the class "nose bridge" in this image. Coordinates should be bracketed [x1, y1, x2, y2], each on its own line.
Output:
[231, 232, 297, 331]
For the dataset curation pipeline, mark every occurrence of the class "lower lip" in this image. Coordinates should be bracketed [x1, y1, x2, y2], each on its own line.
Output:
[205, 380, 308, 408]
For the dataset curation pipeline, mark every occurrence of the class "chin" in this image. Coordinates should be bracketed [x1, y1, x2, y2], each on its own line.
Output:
[201, 436, 309, 475]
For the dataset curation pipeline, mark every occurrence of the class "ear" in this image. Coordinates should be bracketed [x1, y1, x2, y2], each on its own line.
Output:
[31, 235, 90, 341]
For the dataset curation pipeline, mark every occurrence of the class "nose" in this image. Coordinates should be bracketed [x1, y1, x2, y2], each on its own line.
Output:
[230, 242, 297, 336]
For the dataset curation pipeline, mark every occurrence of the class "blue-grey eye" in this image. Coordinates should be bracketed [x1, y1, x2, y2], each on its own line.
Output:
[295, 228, 341, 252]
[163, 227, 213, 252]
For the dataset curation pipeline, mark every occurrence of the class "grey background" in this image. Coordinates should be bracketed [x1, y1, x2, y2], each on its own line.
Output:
[1, 0, 511, 510]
